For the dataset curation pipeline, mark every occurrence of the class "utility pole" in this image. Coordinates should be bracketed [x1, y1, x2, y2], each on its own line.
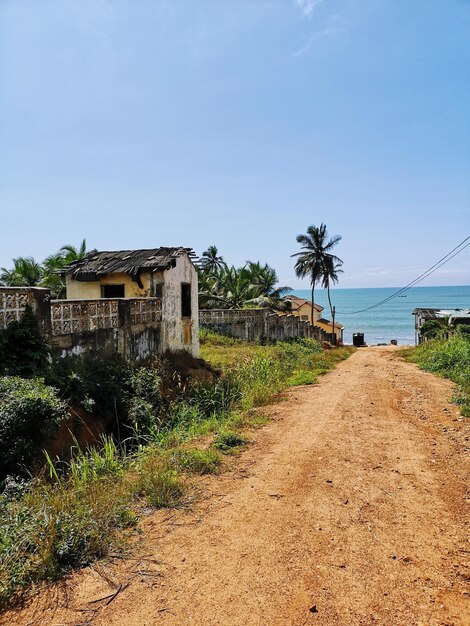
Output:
[332, 305, 336, 346]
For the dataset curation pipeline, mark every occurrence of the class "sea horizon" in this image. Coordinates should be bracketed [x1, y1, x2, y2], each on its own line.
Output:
[289, 284, 470, 346]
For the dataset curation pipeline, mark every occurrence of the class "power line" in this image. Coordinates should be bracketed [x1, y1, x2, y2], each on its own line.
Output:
[336, 234, 470, 315]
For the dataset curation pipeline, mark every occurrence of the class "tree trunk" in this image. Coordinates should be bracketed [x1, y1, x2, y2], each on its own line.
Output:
[311, 283, 315, 326]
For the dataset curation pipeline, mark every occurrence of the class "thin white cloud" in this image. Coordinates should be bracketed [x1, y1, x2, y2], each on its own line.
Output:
[294, 0, 323, 16]
[292, 26, 343, 57]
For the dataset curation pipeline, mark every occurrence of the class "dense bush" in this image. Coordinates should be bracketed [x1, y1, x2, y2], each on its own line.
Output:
[405, 335, 470, 416]
[0, 377, 67, 472]
[0, 306, 49, 377]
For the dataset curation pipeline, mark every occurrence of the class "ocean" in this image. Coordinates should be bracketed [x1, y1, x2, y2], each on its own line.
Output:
[291, 285, 470, 346]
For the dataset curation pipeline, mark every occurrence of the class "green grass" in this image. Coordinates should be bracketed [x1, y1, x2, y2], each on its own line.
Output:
[0, 333, 354, 609]
[214, 431, 247, 451]
[402, 334, 470, 416]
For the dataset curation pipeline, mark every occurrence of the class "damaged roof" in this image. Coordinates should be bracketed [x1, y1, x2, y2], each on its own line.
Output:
[61, 247, 195, 282]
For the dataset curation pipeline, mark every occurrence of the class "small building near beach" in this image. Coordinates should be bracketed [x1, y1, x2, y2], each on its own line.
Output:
[61, 247, 199, 356]
[283, 295, 343, 343]
[284, 295, 324, 323]
[315, 317, 344, 344]
[412, 307, 470, 344]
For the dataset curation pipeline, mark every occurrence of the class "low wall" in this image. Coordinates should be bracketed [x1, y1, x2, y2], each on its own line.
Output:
[0, 287, 51, 337]
[199, 309, 335, 343]
[51, 297, 162, 361]
[0, 287, 163, 363]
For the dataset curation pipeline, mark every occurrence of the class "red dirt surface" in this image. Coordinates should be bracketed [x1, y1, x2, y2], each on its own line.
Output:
[3, 347, 469, 626]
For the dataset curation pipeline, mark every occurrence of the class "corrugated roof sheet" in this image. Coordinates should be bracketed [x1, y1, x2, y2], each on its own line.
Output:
[62, 247, 195, 281]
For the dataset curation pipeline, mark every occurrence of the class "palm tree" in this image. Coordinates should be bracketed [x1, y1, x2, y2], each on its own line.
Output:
[60, 239, 87, 264]
[321, 256, 343, 343]
[292, 224, 342, 325]
[42, 239, 88, 298]
[246, 261, 292, 311]
[0, 257, 43, 286]
[199, 245, 226, 274]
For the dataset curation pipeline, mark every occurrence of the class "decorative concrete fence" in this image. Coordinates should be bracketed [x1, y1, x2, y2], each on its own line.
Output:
[0, 287, 51, 336]
[0, 287, 162, 362]
[199, 309, 335, 344]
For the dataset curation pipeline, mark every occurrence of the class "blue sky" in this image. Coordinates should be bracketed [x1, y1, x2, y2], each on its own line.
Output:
[1, 0, 469, 288]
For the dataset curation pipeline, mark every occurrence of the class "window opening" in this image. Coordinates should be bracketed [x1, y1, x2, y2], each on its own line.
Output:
[181, 283, 192, 318]
[102, 284, 125, 298]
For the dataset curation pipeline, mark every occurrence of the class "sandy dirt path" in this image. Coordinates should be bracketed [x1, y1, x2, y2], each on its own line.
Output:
[4, 347, 469, 626]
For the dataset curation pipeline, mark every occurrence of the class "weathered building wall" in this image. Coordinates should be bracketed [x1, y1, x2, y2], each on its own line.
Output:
[158, 254, 199, 357]
[66, 272, 151, 299]
[199, 309, 335, 344]
[51, 298, 162, 361]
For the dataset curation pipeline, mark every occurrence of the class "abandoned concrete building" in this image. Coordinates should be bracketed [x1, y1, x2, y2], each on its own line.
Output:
[0, 248, 199, 363]
[60, 247, 199, 357]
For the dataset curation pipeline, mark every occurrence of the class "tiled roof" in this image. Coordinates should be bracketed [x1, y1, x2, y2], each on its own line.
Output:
[285, 295, 323, 312]
[317, 317, 344, 329]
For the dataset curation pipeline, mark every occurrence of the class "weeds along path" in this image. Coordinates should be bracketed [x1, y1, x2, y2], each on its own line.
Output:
[4, 347, 469, 626]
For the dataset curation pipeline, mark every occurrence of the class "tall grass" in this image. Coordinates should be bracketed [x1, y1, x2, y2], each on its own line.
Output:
[403, 333, 470, 416]
[0, 334, 353, 608]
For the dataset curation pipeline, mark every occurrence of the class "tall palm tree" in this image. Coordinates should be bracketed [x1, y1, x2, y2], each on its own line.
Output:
[199, 245, 226, 274]
[292, 224, 342, 325]
[321, 256, 343, 342]
[0, 257, 43, 286]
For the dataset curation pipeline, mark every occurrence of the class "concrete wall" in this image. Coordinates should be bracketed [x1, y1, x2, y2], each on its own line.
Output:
[50, 298, 163, 361]
[66, 272, 151, 299]
[158, 254, 199, 357]
[0, 287, 51, 337]
[199, 309, 335, 344]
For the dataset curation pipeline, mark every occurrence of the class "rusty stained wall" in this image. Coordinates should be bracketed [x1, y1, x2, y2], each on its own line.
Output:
[157, 254, 199, 357]
[53, 324, 162, 362]
[51, 298, 162, 362]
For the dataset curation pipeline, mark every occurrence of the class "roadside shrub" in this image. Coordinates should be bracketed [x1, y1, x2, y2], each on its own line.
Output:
[184, 377, 242, 417]
[405, 336, 470, 416]
[214, 431, 247, 450]
[47, 355, 128, 417]
[0, 306, 50, 377]
[136, 452, 184, 508]
[0, 442, 133, 609]
[170, 448, 221, 474]
[0, 377, 67, 473]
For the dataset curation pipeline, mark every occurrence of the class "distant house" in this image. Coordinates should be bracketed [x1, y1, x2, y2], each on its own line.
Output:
[284, 295, 324, 324]
[283, 295, 343, 343]
[315, 317, 344, 344]
[412, 307, 470, 344]
[61, 247, 199, 356]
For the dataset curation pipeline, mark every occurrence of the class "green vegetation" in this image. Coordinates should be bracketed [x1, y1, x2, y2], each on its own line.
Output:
[198, 247, 292, 311]
[0, 377, 67, 474]
[403, 330, 470, 416]
[0, 331, 353, 608]
[0, 239, 87, 298]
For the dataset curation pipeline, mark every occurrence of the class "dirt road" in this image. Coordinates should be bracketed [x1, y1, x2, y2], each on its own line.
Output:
[4, 347, 470, 626]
